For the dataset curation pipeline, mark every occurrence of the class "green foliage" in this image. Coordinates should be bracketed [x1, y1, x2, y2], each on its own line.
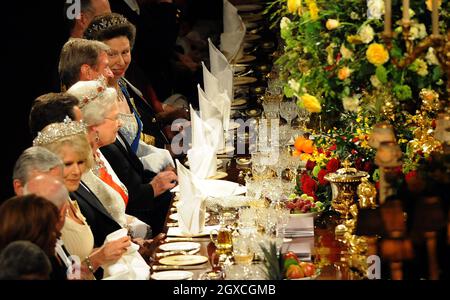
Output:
[260, 242, 283, 280]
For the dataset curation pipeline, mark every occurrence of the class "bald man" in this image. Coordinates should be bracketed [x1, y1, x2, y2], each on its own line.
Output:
[23, 174, 69, 220]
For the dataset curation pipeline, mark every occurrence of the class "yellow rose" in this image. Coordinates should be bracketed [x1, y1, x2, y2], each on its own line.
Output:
[306, 0, 319, 20]
[337, 67, 352, 80]
[287, 0, 302, 15]
[300, 93, 321, 113]
[366, 43, 389, 65]
[426, 0, 442, 11]
[326, 19, 340, 30]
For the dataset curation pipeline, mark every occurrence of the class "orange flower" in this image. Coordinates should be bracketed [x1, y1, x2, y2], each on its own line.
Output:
[294, 136, 307, 152]
[302, 140, 314, 154]
[294, 136, 315, 154]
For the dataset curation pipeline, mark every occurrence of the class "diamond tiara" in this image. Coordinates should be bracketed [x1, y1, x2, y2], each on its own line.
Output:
[33, 116, 87, 146]
[84, 14, 129, 37]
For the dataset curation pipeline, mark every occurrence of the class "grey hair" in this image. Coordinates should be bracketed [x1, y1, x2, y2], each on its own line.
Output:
[58, 38, 110, 89]
[12, 147, 63, 185]
[23, 175, 69, 210]
[67, 80, 117, 126]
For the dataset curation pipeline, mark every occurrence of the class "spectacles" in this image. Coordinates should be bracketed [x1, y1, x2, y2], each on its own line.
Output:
[104, 115, 119, 122]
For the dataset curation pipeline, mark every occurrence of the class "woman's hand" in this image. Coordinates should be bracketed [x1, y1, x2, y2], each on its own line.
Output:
[89, 236, 131, 268]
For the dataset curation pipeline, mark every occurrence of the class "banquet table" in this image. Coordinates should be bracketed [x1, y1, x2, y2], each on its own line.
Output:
[151, 157, 363, 280]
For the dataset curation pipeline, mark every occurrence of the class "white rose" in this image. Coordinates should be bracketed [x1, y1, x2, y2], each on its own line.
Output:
[425, 47, 439, 65]
[326, 19, 340, 30]
[342, 96, 360, 112]
[288, 79, 300, 93]
[367, 0, 385, 20]
[280, 17, 291, 30]
[358, 24, 374, 44]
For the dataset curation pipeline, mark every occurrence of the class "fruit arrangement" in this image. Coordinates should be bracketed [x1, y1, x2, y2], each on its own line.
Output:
[286, 193, 324, 214]
[283, 251, 317, 279]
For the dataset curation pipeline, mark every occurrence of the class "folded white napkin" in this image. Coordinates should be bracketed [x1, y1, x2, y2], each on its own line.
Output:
[208, 39, 234, 101]
[187, 146, 217, 179]
[190, 103, 224, 152]
[175, 160, 207, 235]
[202, 62, 231, 131]
[102, 228, 150, 280]
[221, 0, 246, 62]
[171, 179, 247, 198]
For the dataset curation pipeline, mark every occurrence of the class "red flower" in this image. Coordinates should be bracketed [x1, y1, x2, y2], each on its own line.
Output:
[317, 148, 324, 154]
[317, 169, 329, 185]
[328, 144, 337, 151]
[302, 176, 318, 194]
[306, 160, 316, 171]
[405, 170, 417, 183]
[351, 149, 358, 155]
[352, 137, 359, 143]
[326, 158, 340, 173]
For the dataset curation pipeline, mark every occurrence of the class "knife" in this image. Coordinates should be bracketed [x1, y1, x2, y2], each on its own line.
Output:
[165, 237, 210, 242]
[152, 264, 208, 271]
[156, 248, 199, 258]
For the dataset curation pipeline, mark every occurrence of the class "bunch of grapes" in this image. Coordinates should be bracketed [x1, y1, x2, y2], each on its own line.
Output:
[286, 194, 324, 213]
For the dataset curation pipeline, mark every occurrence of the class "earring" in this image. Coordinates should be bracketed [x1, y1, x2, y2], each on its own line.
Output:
[95, 131, 100, 144]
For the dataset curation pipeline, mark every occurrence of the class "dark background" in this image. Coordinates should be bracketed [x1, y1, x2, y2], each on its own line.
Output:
[2, 0, 221, 203]
[3, 1, 67, 202]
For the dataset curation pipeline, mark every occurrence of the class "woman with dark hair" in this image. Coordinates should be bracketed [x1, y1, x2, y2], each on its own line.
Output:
[0, 195, 64, 279]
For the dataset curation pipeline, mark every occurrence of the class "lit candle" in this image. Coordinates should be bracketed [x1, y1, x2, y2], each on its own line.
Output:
[432, 0, 439, 35]
[384, 0, 392, 36]
[402, 0, 409, 23]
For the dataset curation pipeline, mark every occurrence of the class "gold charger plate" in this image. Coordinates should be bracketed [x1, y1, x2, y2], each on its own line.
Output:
[236, 4, 263, 12]
[236, 55, 256, 63]
[244, 34, 261, 41]
[234, 76, 257, 86]
[241, 13, 263, 22]
[217, 146, 235, 154]
[231, 98, 247, 107]
[208, 171, 228, 180]
[159, 255, 208, 266]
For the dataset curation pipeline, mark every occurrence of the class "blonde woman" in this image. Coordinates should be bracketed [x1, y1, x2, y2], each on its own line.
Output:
[34, 118, 130, 278]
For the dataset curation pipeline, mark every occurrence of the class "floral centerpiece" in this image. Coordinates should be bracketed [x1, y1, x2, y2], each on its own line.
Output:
[265, 0, 448, 175]
[267, 0, 448, 130]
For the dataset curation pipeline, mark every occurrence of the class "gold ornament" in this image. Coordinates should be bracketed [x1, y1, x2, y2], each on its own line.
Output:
[419, 89, 440, 112]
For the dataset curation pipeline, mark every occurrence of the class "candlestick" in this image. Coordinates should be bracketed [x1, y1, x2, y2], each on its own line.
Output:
[384, 0, 392, 36]
[431, 0, 439, 36]
[402, 0, 410, 24]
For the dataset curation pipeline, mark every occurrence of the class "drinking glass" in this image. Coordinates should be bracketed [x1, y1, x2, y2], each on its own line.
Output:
[279, 101, 298, 127]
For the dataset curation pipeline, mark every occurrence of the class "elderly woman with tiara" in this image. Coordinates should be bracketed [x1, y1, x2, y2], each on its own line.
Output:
[67, 78, 176, 237]
[32, 118, 132, 279]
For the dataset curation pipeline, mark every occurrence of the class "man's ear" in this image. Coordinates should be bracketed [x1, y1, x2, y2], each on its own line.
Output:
[80, 64, 92, 81]
[13, 179, 24, 196]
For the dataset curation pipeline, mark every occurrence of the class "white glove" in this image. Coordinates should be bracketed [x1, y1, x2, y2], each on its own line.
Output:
[138, 142, 175, 173]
